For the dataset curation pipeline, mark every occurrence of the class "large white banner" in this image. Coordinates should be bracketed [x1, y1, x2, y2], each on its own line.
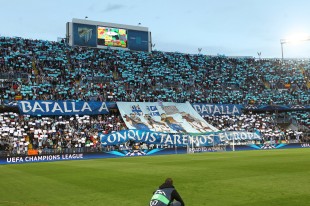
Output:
[117, 102, 218, 133]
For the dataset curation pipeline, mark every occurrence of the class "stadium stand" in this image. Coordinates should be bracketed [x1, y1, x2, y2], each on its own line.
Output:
[0, 112, 126, 156]
[1, 36, 309, 104]
[0, 36, 310, 156]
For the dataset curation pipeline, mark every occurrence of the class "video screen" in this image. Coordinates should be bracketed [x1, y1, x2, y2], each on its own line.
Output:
[97, 26, 127, 48]
[72, 23, 97, 47]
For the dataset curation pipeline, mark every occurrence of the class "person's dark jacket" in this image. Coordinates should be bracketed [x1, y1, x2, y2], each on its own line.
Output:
[157, 182, 185, 206]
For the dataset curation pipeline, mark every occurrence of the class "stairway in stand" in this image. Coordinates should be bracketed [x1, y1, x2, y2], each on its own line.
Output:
[299, 66, 310, 89]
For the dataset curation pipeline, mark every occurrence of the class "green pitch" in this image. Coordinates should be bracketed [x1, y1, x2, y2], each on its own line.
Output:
[1, 149, 310, 206]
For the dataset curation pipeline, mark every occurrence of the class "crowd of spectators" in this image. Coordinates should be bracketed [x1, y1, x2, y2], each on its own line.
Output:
[0, 112, 126, 156]
[0, 36, 309, 105]
[204, 112, 308, 143]
[0, 36, 310, 156]
[0, 111, 309, 156]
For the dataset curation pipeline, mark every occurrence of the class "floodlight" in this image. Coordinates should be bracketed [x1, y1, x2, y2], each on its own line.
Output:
[280, 33, 310, 60]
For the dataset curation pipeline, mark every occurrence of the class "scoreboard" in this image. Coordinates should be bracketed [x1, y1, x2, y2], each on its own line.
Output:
[66, 18, 151, 52]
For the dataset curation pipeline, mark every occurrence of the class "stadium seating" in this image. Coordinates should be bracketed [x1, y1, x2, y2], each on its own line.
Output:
[0, 112, 125, 156]
[0, 36, 309, 155]
[1, 36, 309, 104]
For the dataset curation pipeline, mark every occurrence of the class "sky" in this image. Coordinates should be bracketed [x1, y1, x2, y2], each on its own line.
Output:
[1, 0, 310, 58]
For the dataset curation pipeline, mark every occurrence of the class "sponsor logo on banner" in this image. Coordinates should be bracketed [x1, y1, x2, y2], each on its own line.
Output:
[6, 154, 84, 163]
[301, 143, 310, 148]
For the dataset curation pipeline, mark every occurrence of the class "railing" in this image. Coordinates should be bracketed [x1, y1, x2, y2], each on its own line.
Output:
[0, 72, 28, 80]
[0, 147, 106, 157]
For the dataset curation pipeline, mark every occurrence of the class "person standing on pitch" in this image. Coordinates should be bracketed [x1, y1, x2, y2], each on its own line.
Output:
[150, 178, 185, 206]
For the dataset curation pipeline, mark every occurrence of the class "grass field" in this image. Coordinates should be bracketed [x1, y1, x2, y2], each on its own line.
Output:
[1, 149, 310, 206]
